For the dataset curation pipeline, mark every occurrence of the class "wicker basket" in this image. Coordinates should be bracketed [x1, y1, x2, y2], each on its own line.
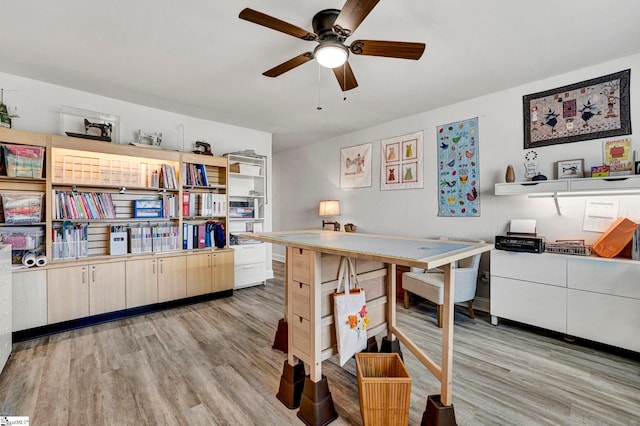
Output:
[355, 353, 412, 426]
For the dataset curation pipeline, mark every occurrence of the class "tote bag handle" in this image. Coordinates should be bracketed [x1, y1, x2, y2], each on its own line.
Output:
[336, 256, 360, 293]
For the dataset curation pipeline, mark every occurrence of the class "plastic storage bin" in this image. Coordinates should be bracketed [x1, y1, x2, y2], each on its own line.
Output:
[1, 193, 43, 224]
[2, 144, 44, 178]
[0, 227, 44, 250]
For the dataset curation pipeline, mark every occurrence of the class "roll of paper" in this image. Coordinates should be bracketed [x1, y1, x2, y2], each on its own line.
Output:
[36, 254, 47, 267]
[22, 252, 36, 267]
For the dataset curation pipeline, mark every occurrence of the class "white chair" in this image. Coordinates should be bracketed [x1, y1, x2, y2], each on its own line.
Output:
[402, 238, 483, 328]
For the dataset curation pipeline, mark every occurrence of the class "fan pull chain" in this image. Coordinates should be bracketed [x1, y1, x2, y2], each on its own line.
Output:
[342, 63, 347, 101]
[317, 64, 322, 110]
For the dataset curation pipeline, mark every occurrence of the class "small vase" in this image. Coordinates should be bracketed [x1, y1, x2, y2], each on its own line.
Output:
[505, 165, 515, 183]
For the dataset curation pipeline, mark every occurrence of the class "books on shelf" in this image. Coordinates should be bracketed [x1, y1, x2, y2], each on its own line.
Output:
[53, 190, 116, 220]
[158, 164, 178, 189]
[181, 162, 209, 187]
[181, 192, 226, 217]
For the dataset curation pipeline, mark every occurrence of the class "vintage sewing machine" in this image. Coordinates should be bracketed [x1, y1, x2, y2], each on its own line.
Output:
[192, 140, 213, 155]
[137, 129, 162, 147]
[65, 118, 113, 142]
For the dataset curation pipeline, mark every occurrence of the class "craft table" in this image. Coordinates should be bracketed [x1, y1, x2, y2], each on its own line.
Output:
[246, 230, 493, 426]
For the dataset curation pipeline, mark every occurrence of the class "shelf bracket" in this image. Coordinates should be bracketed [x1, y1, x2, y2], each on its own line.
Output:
[552, 192, 562, 215]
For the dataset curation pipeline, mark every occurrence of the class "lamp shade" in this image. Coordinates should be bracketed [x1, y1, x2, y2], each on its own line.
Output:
[319, 200, 340, 217]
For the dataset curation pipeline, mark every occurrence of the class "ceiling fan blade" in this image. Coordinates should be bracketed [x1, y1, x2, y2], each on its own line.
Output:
[332, 61, 358, 91]
[239, 8, 317, 41]
[263, 53, 314, 78]
[333, 0, 380, 36]
[350, 40, 426, 60]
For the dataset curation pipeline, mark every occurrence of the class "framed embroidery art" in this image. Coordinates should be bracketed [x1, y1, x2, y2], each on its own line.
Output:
[437, 118, 480, 217]
[523, 69, 631, 149]
[380, 130, 423, 191]
[340, 142, 372, 189]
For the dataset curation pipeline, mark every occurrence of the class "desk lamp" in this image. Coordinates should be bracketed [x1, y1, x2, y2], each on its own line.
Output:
[318, 200, 340, 231]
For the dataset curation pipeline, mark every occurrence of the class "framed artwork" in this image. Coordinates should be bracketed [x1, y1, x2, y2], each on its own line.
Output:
[380, 130, 423, 190]
[523, 69, 631, 149]
[557, 159, 584, 179]
[437, 117, 480, 217]
[340, 142, 372, 189]
[603, 138, 632, 175]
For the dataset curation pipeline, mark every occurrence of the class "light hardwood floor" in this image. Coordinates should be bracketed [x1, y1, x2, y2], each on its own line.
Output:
[1, 261, 639, 425]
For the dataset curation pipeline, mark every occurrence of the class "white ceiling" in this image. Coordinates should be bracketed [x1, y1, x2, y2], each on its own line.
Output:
[1, 1, 639, 152]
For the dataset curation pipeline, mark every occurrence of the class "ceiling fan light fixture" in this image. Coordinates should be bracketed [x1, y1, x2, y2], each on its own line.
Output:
[314, 42, 348, 68]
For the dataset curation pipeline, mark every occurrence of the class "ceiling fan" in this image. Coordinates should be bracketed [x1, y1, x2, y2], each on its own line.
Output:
[239, 0, 426, 91]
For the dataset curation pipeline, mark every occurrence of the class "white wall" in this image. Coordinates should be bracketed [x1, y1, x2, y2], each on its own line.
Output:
[273, 53, 640, 300]
[0, 71, 274, 273]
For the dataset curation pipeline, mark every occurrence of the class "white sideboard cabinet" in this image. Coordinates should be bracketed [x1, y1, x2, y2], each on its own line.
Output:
[491, 249, 640, 353]
[0, 245, 11, 373]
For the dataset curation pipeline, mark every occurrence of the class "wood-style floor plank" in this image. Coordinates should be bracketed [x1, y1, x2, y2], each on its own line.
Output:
[0, 261, 638, 425]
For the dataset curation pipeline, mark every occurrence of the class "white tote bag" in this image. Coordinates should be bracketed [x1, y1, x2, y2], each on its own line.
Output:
[333, 257, 369, 366]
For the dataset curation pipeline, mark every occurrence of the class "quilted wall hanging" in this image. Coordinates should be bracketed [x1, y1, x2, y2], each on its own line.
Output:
[436, 118, 480, 217]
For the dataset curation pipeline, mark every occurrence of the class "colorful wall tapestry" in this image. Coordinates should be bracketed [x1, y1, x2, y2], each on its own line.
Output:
[437, 118, 480, 217]
[523, 69, 631, 148]
[380, 130, 423, 191]
[340, 142, 372, 188]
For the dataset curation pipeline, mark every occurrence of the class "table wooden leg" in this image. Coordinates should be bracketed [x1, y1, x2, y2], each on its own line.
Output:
[422, 262, 457, 426]
[440, 262, 455, 406]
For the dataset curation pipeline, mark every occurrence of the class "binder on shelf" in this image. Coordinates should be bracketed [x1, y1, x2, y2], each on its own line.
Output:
[182, 192, 190, 216]
[182, 222, 188, 249]
[187, 224, 194, 250]
[197, 223, 206, 248]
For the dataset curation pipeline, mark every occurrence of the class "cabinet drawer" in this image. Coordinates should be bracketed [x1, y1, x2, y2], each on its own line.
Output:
[491, 276, 566, 333]
[291, 314, 310, 360]
[568, 289, 640, 352]
[234, 262, 265, 287]
[233, 243, 266, 265]
[568, 257, 640, 299]
[292, 249, 313, 284]
[491, 250, 566, 287]
[291, 281, 310, 319]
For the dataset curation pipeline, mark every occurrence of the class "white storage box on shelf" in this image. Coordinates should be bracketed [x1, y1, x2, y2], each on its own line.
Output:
[230, 163, 261, 176]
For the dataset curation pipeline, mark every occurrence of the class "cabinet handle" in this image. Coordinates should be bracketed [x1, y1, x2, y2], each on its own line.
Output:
[82, 271, 86, 284]
[153, 262, 156, 274]
[92, 269, 96, 282]
[160, 261, 164, 274]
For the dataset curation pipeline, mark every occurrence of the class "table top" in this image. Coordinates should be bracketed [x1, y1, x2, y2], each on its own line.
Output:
[243, 230, 494, 269]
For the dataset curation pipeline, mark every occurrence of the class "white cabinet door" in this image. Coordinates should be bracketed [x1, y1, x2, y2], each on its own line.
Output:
[568, 257, 640, 299]
[12, 269, 47, 331]
[491, 250, 566, 287]
[568, 289, 640, 353]
[491, 276, 567, 333]
[233, 243, 266, 288]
